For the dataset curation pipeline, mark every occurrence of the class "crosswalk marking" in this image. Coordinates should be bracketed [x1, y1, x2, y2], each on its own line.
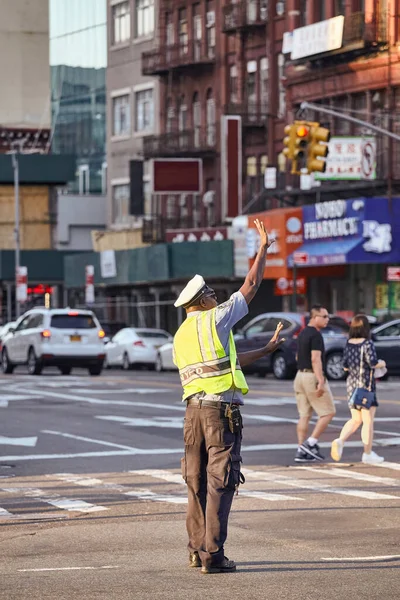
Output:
[1, 462, 400, 520]
[1, 487, 108, 513]
[375, 461, 400, 471]
[129, 469, 304, 502]
[298, 466, 400, 487]
[241, 468, 400, 501]
[51, 473, 187, 504]
[0, 507, 13, 517]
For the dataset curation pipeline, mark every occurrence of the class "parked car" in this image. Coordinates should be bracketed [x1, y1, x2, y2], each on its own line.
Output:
[234, 312, 350, 381]
[371, 319, 400, 376]
[1, 309, 106, 376]
[100, 321, 127, 341]
[0, 321, 16, 352]
[104, 327, 173, 370]
[155, 342, 176, 372]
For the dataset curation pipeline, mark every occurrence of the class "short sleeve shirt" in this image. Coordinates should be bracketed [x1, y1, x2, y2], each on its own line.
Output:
[297, 325, 325, 372]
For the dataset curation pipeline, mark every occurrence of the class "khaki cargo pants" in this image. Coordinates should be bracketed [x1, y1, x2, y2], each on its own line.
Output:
[181, 402, 243, 567]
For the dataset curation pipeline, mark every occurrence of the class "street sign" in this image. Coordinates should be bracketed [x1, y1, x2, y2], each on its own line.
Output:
[293, 251, 309, 265]
[16, 266, 28, 302]
[387, 266, 400, 282]
[85, 265, 95, 304]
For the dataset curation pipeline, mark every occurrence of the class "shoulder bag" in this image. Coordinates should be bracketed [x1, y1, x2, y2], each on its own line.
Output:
[350, 343, 375, 410]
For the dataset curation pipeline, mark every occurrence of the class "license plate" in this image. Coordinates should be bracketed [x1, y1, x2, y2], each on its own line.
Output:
[70, 335, 81, 342]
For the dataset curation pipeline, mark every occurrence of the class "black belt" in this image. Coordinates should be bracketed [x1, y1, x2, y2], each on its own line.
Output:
[300, 369, 314, 373]
[186, 398, 235, 409]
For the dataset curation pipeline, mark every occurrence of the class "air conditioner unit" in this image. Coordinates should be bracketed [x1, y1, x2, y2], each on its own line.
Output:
[206, 11, 215, 27]
[202, 191, 215, 206]
[276, 1, 284, 16]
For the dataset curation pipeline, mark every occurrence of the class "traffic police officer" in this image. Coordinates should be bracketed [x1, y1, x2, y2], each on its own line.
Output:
[173, 220, 283, 574]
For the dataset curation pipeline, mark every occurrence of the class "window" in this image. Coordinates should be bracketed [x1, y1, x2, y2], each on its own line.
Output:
[178, 96, 187, 131]
[178, 8, 188, 54]
[112, 1, 131, 44]
[277, 53, 286, 118]
[135, 88, 153, 133]
[78, 165, 89, 195]
[113, 94, 131, 136]
[334, 0, 346, 16]
[334, 96, 351, 135]
[375, 323, 400, 338]
[246, 156, 257, 199]
[101, 162, 107, 194]
[112, 184, 130, 223]
[166, 98, 175, 133]
[229, 65, 238, 104]
[206, 89, 216, 146]
[260, 155, 268, 189]
[193, 92, 201, 147]
[193, 4, 202, 60]
[135, 0, 154, 38]
[50, 314, 97, 329]
[299, 0, 307, 26]
[260, 58, 269, 115]
[246, 61, 257, 120]
[206, 4, 215, 58]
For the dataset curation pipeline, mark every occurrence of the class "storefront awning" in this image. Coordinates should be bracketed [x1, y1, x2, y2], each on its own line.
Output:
[287, 238, 362, 267]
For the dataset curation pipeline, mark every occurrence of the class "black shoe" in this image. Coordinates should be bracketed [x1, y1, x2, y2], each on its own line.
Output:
[300, 441, 325, 461]
[201, 556, 237, 574]
[189, 551, 201, 568]
[294, 447, 317, 462]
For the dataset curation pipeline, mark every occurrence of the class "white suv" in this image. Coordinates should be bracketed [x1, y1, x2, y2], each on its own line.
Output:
[1, 308, 106, 376]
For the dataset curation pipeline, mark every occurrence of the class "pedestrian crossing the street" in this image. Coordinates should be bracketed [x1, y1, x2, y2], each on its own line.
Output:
[0, 462, 399, 521]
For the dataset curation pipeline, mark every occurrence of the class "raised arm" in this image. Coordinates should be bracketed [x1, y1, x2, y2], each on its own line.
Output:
[239, 219, 273, 305]
[237, 322, 285, 367]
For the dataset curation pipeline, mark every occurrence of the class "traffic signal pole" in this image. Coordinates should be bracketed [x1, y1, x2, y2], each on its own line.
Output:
[300, 101, 400, 142]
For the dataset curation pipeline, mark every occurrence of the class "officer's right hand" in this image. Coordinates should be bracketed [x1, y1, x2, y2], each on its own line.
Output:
[254, 219, 273, 249]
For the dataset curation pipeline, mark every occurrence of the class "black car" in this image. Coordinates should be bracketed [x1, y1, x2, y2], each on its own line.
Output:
[234, 312, 350, 381]
[371, 319, 400, 375]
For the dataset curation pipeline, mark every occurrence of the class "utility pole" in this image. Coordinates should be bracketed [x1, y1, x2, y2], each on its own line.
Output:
[9, 139, 26, 319]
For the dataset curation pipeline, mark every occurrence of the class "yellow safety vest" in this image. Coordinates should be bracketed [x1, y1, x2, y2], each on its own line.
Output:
[173, 308, 249, 400]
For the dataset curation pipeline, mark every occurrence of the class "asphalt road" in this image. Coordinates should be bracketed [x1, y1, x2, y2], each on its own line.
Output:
[1, 368, 399, 599]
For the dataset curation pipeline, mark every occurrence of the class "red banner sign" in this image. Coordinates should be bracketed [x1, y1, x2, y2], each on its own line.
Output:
[274, 276, 307, 296]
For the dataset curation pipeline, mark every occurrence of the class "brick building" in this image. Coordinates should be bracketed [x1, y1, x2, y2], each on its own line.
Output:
[141, 0, 286, 234]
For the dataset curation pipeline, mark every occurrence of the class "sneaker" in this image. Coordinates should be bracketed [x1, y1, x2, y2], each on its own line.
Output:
[188, 551, 201, 568]
[362, 451, 384, 465]
[201, 556, 236, 574]
[331, 438, 343, 462]
[300, 441, 325, 461]
[294, 447, 317, 462]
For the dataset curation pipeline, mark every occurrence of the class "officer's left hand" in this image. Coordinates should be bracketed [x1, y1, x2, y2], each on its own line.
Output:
[263, 322, 285, 355]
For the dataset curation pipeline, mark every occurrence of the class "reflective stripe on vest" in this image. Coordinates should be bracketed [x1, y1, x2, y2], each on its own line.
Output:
[173, 309, 248, 399]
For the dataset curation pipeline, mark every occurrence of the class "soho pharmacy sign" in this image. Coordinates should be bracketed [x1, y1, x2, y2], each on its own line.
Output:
[304, 199, 392, 254]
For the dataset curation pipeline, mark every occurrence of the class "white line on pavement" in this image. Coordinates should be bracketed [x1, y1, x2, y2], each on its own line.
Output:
[1, 487, 108, 513]
[42, 429, 140, 450]
[375, 461, 400, 471]
[0, 507, 13, 517]
[242, 468, 400, 500]
[18, 566, 119, 572]
[0, 436, 37, 447]
[321, 555, 400, 562]
[297, 466, 400, 487]
[128, 469, 304, 503]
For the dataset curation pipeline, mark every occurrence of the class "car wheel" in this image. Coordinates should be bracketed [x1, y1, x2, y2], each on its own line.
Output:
[155, 353, 163, 372]
[27, 347, 43, 376]
[1, 348, 14, 374]
[59, 367, 72, 375]
[88, 364, 102, 376]
[326, 352, 346, 381]
[122, 352, 131, 370]
[272, 353, 290, 380]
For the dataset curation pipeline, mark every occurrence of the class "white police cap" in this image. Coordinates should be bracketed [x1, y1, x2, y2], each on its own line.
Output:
[174, 274, 207, 308]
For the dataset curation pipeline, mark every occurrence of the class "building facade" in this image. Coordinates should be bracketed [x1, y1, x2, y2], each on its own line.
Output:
[140, 0, 286, 237]
[106, 0, 160, 228]
[50, 0, 107, 196]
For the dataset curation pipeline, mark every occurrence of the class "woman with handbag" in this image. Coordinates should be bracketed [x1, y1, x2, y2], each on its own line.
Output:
[331, 314, 386, 465]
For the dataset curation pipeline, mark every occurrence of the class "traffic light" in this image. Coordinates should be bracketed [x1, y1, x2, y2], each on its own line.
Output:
[283, 121, 311, 174]
[283, 124, 296, 161]
[307, 123, 330, 173]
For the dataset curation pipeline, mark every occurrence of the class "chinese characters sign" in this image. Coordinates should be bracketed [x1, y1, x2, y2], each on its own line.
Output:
[315, 137, 376, 181]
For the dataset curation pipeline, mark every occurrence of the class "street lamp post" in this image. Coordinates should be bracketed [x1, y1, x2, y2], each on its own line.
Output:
[10, 146, 22, 319]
